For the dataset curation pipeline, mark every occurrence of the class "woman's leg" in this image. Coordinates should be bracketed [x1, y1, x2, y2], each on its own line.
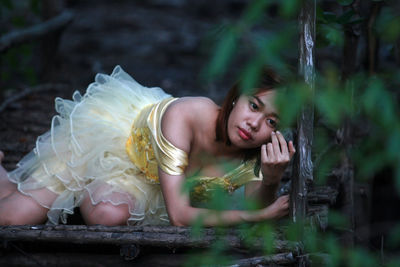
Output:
[0, 150, 59, 225]
[80, 192, 131, 226]
[0, 187, 58, 225]
[0, 151, 17, 200]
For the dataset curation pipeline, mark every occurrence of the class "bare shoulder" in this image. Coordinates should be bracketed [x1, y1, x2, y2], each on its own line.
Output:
[172, 96, 217, 111]
[165, 96, 218, 121]
[161, 97, 219, 153]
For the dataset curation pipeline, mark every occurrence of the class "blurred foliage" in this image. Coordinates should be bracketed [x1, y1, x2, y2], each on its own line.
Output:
[187, 0, 400, 266]
[0, 0, 41, 89]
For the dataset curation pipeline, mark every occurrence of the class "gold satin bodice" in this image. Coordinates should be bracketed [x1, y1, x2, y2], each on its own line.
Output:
[125, 97, 261, 200]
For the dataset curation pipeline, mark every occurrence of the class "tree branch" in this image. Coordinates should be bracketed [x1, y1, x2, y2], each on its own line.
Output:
[0, 10, 74, 53]
[0, 83, 70, 113]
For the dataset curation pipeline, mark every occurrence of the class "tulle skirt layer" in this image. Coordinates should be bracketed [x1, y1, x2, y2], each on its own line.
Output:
[8, 66, 171, 225]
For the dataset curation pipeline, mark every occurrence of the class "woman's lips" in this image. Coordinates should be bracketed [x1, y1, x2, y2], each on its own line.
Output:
[238, 127, 252, 141]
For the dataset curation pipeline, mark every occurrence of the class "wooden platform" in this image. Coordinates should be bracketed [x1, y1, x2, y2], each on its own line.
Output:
[0, 185, 337, 266]
[0, 225, 301, 266]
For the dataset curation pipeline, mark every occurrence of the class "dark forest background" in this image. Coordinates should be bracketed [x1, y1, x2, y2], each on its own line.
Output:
[1, 0, 400, 266]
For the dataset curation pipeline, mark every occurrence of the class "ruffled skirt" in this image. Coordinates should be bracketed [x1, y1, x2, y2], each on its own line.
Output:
[8, 66, 171, 225]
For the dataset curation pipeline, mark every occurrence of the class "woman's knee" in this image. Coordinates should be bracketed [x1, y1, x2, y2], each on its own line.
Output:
[81, 201, 130, 226]
[0, 208, 31, 225]
[0, 192, 48, 225]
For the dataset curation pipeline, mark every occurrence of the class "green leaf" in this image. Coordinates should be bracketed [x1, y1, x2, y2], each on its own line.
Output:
[320, 24, 344, 46]
[322, 12, 338, 24]
[316, 6, 328, 23]
[387, 258, 400, 267]
[240, 60, 263, 94]
[206, 27, 237, 80]
[348, 248, 379, 267]
[261, 223, 275, 254]
[376, 7, 400, 42]
[337, 9, 355, 24]
[280, 0, 300, 18]
[353, 145, 388, 180]
[328, 211, 349, 228]
[387, 130, 400, 160]
[324, 234, 342, 267]
[304, 227, 318, 252]
[275, 82, 309, 128]
[242, 0, 269, 25]
[337, 0, 353, 6]
[388, 223, 400, 248]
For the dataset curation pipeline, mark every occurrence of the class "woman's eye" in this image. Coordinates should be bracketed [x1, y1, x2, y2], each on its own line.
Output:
[249, 101, 258, 110]
[267, 119, 277, 127]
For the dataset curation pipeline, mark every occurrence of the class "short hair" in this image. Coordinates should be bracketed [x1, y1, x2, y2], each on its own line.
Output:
[215, 68, 282, 161]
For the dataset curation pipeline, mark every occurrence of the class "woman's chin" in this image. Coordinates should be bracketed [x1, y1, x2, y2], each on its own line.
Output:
[230, 139, 258, 149]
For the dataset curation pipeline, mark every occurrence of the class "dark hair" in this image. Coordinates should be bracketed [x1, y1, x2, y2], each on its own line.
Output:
[215, 68, 282, 161]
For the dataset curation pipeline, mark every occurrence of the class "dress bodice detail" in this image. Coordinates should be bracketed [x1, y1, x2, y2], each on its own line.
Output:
[126, 97, 188, 184]
[125, 97, 261, 195]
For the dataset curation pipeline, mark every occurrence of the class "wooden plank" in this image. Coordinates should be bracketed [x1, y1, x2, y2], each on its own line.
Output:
[0, 225, 301, 253]
[307, 186, 338, 205]
[227, 252, 296, 266]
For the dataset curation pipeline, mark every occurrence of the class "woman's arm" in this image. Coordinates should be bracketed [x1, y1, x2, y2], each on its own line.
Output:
[159, 168, 289, 226]
[245, 180, 280, 207]
[245, 131, 295, 207]
[158, 99, 289, 226]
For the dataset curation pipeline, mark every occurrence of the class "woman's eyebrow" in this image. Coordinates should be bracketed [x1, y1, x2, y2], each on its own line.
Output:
[253, 96, 265, 107]
[268, 112, 280, 119]
[252, 95, 280, 119]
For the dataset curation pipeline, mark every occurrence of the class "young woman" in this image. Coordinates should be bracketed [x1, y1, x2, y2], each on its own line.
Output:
[0, 66, 295, 226]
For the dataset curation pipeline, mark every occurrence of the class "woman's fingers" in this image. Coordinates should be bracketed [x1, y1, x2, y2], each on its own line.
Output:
[288, 140, 296, 158]
[276, 131, 289, 156]
[271, 132, 281, 156]
[267, 143, 274, 162]
[261, 144, 268, 162]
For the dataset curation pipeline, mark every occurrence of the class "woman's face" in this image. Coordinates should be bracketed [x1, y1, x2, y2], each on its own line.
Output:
[227, 90, 279, 149]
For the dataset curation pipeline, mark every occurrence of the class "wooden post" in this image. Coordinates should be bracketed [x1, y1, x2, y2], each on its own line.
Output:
[290, 0, 316, 228]
[340, 0, 362, 247]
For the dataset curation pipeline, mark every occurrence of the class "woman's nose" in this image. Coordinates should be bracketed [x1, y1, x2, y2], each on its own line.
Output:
[248, 115, 263, 130]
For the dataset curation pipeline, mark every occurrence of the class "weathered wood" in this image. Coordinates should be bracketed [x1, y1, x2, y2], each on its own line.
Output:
[0, 10, 74, 53]
[0, 252, 153, 267]
[0, 251, 298, 267]
[307, 204, 329, 231]
[339, 160, 355, 246]
[339, 0, 366, 248]
[227, 252, 295, 267]
[342, 0, 361, 80]
[0, 225, 301, 253]
[367, 2, 383, 75]
[0, 83, 69, 113]
[290, 0, 316, 226]
[307, 186, 338, 205]
[354, 182, 371, 247]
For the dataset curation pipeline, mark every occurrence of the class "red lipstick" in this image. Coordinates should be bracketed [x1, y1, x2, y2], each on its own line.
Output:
[238, 128, 252, 141]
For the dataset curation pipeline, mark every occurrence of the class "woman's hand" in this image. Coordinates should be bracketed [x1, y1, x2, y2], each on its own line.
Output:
[260, 194, 290, 219]
[260, 131, 296, 186]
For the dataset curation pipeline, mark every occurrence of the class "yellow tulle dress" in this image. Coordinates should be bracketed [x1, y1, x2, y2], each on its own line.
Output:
[8, 66, 261, 225]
